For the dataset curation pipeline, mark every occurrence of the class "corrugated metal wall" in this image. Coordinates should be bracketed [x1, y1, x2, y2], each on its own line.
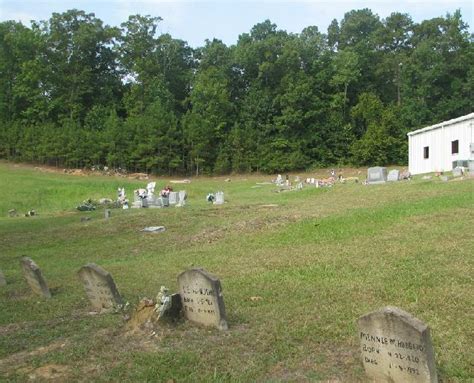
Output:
[408, 115, 473, 175]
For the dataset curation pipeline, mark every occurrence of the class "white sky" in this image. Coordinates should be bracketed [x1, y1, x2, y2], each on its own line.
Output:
[0, 0, 472, 47]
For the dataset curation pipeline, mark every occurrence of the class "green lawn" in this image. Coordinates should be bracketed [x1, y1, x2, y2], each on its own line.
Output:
[0, 162, 473, 382]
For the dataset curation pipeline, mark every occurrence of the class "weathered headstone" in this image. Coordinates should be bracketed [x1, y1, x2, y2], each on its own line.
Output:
[387, 169, 400, 182]
[214, 191, 224, 205]
[20, 257, 51, 298]
[176, 190, 187, 207]
[177, 268, 228, 330]
[104, 209, 111, 219]
[452, 166, 463, 177]
[367, 167, 388, 184]
[358, 306, 437, 383]
[168, 191, 179, 205]
[0, 269, 6, 286]
[468, 160, 474, 177]
[78, 263, 123, 312]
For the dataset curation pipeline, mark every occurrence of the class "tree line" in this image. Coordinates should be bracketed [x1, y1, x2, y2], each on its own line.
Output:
[0, 9, 472, 174]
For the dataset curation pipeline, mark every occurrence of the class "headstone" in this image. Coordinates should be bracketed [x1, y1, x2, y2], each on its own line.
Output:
[387, 169, 400, 182]
[439, 176, 449, 182]
[452, 166, 463, 177]
[78, 263, 123, 312]
[177, 268, 228, 330]
[468, 160, 474, 177]
[177, 190, 187, 207]
[0, 269, 6, 286]
[168, 191, 179, 205]
[104, 209, 111, 219]
[367, 167, 388, 184]
[214, 191, 224, 205]
[20, 257, 51, 298]
[358, 306, 437, 383]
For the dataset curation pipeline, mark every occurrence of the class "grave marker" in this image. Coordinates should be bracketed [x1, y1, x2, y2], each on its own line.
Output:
[169, 191, 179, 205]
[20, 257, 51, 298]
[177, 268, 228, 330]
[104, 209, 111, 219]
[367, 167, 388, 184]
[214, 191, 224, 205]
[78, 263, 123, 312]
[177, 190, 187, 207]
[0, 269, 6, 286]
[358, 306, 437, 383]
[387, 169, 400, 182]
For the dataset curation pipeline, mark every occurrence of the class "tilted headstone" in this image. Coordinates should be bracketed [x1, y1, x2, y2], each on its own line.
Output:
[78, 263, 123, 312]
[387, 169, 400, 182]
[358, 306, 437, 383]
[0, 269, 6, 286]
[168, 191, 179, 205]
[177, 268, 228, 330]
[20, 257, 51, 298]
[214, 191, 224, 205]
[367, 167, 388, 184]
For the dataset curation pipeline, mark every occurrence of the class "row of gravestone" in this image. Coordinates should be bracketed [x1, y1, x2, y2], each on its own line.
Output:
[4, 260, 438, 383]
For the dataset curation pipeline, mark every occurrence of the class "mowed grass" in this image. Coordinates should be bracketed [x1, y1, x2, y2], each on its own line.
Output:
[0, 161, 473, 382]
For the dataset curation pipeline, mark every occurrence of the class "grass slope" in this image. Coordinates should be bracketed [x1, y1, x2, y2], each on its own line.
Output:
[0, 162, 473, 382]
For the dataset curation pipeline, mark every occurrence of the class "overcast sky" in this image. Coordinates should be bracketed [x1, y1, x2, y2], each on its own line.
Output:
[1, 0, 472, 47]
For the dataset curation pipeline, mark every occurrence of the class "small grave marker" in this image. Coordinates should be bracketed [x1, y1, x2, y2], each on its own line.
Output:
[177, 268, 228, 330]
[358, 306, 437, 383]
[0, 269, 6, 286]
[104, 209, 111, 219]
[214, 191, 224, 205]
[169, 191, 179, 205]
[387, 169, 400, 182]
[452, 166, 463, 177]
[20, 257, 51, 298]
[367, 167, 388, 184]
[78, 263, 123, 312]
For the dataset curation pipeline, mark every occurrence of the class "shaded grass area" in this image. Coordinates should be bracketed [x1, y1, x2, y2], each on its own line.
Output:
[0, 162, 473, 382]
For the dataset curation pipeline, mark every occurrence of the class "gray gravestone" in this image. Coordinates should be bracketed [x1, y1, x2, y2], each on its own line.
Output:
[468, 160, 474, 177]
[177, 268, 228, 330]
[358, 306, 437, 383]
[169, 191, 179, 205]
[104, 209, 111, 219]
[78, 263, 123, 312]
[367, 167, 388, 184]
[387, 169, 400, 182]
[0, 269, 6, 286]
[20, 257, 51, 298]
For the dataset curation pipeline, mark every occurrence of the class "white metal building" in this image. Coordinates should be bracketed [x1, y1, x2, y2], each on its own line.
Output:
[407, 113, 474, 175]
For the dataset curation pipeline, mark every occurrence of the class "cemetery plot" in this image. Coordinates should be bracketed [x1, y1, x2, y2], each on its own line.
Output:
[177, 268, 228, 330]
[20, 257, 51, 298]
[358, 306, 437, 383]
[78, 263, 123, 312]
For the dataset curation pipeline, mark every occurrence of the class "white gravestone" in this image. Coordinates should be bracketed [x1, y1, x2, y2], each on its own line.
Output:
[358, 306, 437, 383]
[20, 257, 51, 298]
[387, 170, 400, 182]
[177, 268, 228, 330]
[176, 190, 187, 207]
[214, 191, 224, 205]
[168, 192, 179, 205]
[78, 263, 123, 312]
[367, 167, 388, 184]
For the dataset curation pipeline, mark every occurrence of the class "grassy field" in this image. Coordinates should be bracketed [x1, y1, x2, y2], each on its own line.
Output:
[0, 161, 473, 382]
